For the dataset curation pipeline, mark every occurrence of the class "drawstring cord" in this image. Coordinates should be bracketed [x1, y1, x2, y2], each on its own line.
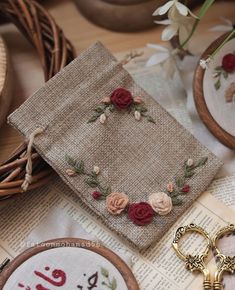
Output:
[21, 128, 44, 192]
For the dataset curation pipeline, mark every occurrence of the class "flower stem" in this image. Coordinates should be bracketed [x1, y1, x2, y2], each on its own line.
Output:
[180, 0, 215, 49]
[210, 29, 235, 59]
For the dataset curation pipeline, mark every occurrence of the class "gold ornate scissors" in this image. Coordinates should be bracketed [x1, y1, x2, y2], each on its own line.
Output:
[172, 223, 212, 290]
[212, 224, 235, 290]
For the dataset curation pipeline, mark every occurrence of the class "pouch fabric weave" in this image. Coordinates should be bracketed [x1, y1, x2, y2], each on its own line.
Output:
[8, 42, 222, 249]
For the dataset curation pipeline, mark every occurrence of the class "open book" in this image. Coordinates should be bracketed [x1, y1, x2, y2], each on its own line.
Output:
[0, 47, 235, 289]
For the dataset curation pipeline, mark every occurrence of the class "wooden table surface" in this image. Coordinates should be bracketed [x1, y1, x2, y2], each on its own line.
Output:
[0, 0, 235, 162]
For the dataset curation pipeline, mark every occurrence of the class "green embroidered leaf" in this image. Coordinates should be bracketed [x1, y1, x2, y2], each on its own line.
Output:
[101, 267, 109, 278]
[184, 171, 195, 178]
[87, 114, 100, 123]
[65, 155, 76, 167]
[195, 157, 208, 167]
[223, 71, 228, 79]
[175, 177, 184, 188]
[146, 115, 156, 124]
[85, 177, 99, 187]
[108, 104, 115, 112]
[169, 190, 179, 198]
[171, 197, 183, 206]
[104, 186, 112, 196]
[214, 79, 221, 90]
[95, 107, 104, 113]
[111, 277, 117, 290]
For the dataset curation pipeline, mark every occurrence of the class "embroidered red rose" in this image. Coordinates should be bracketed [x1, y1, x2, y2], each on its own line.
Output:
[128, 202, 154, 226]
[92, 191, 102, 200]
[182, 184, 190, 193]
[110, 88, 133, 109]
[222, 53, 235, 73]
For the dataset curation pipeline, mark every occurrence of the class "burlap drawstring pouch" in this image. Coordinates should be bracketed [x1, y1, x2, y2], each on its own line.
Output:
[8, 42, 222, 250]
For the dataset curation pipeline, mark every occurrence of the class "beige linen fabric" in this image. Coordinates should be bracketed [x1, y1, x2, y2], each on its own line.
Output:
[8, 42, 222, 249]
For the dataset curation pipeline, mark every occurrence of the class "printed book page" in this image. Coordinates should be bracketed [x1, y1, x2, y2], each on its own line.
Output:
[0, 176, 235, 290]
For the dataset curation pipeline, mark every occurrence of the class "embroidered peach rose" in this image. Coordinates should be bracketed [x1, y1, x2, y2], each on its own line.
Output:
[148, 192, 172, 216]
[106, 192, 129, 215]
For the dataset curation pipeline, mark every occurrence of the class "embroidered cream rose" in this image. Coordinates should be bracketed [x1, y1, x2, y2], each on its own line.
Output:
[106, 192, 129, 215]
[148, 192, 173, 216]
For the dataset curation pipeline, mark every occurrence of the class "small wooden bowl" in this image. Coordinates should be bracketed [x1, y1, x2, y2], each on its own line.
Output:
[193, 33, 235, 150]
[0, 238, 139, 290]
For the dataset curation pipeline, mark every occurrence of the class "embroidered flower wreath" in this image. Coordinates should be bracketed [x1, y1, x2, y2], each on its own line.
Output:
[88, 88, 156, 124]
[65, 155, 208, 226]
[213, 52, 235, 91]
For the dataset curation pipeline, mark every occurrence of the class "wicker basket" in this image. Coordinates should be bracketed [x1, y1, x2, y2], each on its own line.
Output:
[0, 0, 76, 201]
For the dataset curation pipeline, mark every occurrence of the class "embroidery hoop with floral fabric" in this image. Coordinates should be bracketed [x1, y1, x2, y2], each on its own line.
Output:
[0, 238, 139, 290]
[66, 155, 208, 227]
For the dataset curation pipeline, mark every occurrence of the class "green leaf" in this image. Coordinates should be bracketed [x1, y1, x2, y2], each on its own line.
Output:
[147, 115, 156, 124]
[214, 79, 221, 90]
[87, 114, 99, 123]
[85, 178, 99, 188]
[104, 185, 112, 195]
[78, 160, 85, 173]
[223, 71, 228, 79]
[195, 157, 208, 167]
[184, 171, 195, 178]
[101, 267, 109, 278]
[94, 107, 104, 113]
[171, 197, 183, 206]
[175, 177, 184, 188]
[65, 155, 76, 167]
[108, 104, 115, 112]
[111, 277, 117, 290]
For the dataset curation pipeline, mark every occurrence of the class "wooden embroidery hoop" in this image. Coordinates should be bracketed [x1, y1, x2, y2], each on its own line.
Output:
[193, 32, 235, 150]
[0, 238, 140, 290]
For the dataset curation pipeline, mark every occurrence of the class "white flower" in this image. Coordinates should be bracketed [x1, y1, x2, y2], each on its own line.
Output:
[200, 58, 211, 70]
[155, 6, 194, 43]
[146, 44, 177, 79]
[186, 158, 194, 167]
[134, 111, 141, 121]
[209, 17, 234, 33]
[99, 113, 107, 124]
[148, 192, 172, 216]
[153, 0, 197, 18]
[93, 166, 100, 175]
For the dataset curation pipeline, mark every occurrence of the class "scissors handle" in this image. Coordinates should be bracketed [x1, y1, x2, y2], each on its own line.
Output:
[172, 224, 212, 290]
[212, 224, 235, 290]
